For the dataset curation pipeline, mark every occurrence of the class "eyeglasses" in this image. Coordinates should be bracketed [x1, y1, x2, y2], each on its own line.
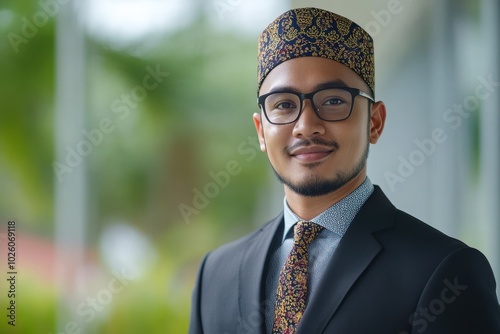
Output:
[257, 86, 375, 125]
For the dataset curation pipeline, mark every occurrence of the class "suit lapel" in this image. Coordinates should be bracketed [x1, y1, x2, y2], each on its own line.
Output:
[238, 213, 283, 334]
[298, 186, 396, 333]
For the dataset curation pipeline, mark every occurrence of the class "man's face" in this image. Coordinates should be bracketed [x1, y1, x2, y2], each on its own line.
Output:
[254, 57, 384, 197]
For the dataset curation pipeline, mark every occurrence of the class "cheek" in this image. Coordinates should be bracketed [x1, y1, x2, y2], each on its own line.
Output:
[343, 134, 365, 156]
[334, 120, 369, 154]
[263, 125, 291, 158]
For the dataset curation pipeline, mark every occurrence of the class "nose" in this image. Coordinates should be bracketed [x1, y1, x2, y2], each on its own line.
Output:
[292, 99, 326, 138]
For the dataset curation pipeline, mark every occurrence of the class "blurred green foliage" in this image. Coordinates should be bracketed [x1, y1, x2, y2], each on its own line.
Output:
[0, 1, 271, 333]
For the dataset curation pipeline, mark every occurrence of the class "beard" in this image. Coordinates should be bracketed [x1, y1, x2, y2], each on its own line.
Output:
[271, 139, 370, 197]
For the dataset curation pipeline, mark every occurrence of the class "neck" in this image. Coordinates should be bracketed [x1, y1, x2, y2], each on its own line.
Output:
[284, 170, 367, 221]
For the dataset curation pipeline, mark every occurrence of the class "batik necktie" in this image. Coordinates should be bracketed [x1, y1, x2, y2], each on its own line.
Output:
[272, 221, 324, 334]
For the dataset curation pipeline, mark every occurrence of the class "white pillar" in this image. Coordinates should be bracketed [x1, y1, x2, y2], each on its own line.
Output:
[54, 0, 88, 331]
[428, 0, 464, 237]
[479, 0, 500, 298]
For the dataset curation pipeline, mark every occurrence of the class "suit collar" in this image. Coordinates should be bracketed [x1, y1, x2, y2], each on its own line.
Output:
[238, 212, 283, 334]
[298, 186, 396, 333]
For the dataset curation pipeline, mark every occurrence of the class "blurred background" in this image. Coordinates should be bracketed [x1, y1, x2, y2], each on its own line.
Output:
[0, 0, 498, 333]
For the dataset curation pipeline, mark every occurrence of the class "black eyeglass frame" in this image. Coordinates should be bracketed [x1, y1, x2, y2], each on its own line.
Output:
[257, 86, 375, 125]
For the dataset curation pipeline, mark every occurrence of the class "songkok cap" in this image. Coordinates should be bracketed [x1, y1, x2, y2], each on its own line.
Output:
[257, 7, 375, 95]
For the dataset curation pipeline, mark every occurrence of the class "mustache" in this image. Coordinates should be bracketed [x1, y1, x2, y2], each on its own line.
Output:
[285, 138, 340, 155]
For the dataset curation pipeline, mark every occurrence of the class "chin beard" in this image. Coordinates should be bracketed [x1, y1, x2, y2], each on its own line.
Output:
[272, 143, 369, 197]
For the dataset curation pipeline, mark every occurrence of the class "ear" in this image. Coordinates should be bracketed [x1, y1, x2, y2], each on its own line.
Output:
[253, 112, 266, 152]
[369, 101, 386, 144]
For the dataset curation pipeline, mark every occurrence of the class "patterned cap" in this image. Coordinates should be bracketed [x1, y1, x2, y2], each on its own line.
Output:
[257, 7, 375, 95]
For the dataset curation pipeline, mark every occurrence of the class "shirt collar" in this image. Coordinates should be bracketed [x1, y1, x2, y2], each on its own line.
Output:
[282, 177, 374, 242]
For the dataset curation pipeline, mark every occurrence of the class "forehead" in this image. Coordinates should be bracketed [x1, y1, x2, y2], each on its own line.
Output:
[259, 57, 368, 95]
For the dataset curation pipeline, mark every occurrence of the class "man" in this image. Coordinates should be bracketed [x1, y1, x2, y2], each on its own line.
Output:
[189, 7, 500, 334]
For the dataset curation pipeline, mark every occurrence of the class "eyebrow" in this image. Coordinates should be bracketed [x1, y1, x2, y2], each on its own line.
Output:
[266, 79, 350, 94]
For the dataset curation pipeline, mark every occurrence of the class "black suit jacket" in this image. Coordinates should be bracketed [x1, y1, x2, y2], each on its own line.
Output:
[189, 186, 500, 333]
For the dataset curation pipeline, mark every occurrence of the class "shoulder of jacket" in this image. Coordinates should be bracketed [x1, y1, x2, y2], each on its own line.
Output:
[204, 212, 282, 262]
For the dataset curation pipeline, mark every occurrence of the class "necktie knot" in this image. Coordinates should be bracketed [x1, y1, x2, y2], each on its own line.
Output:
[293, 221, 324, 246]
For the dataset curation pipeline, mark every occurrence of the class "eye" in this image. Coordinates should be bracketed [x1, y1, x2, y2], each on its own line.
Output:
[323, 97, 345, 106]
[275, 101, 296, 109]
[265, 92, 299, 113]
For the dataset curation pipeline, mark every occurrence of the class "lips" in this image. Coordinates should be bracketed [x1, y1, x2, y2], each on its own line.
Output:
[289, 145, 334, 162]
